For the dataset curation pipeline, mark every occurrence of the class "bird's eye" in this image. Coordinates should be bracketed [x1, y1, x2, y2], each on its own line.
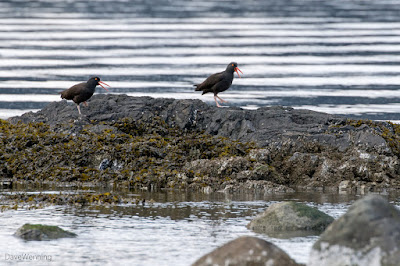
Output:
[232, 64, 234, 66]
[95, 78, 98, 80]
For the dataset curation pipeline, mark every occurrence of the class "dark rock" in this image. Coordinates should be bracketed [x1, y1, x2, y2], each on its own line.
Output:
[192, 236, 303, 266]
[9, 95, 395, 158]
[99, 159, 112, 170]
[185, 157, 293, 192]
[247, 201, 334, 238]
[15, 223, 76, 241]
[309, 194, 400, 266]
[7, 95, 400, 190]
[0, 116, 257, 191]
[9, 95, 344, 147]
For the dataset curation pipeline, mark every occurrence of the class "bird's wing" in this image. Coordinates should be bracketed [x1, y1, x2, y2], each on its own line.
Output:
[60, 82, 86, 100]
[194, 71, 224, 92]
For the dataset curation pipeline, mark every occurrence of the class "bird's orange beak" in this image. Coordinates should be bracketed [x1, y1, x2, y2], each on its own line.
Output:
[98, 81, 110, 91]
[234, 67, 243, 78]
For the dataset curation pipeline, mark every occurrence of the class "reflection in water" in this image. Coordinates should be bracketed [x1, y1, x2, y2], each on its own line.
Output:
[0, 189, 398, 265]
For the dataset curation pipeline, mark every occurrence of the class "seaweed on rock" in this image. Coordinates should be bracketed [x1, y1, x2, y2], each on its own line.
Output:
[0, 117, 257, 191]
[4, 96, 400, 193]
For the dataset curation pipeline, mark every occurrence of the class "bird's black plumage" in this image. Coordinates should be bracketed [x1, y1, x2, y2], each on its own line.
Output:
[194, 62, 242, 107]
[60, 76, 110, 115]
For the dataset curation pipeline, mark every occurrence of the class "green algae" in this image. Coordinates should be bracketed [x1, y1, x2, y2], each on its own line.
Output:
[5, 115, 399, 194]
[290, 202, 333, 222]
[247, 201, 334, 238]
[15, 223, 76, 240]
[20, 224, 72, 234]
[0, 117, 256, 190]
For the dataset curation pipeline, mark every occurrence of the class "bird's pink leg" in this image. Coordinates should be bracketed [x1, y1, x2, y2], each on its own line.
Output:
[83, 101, 88, 107]
[76, 104, 82, 115]
[216, 95, 228, 103]
[214, 95, 222, 107]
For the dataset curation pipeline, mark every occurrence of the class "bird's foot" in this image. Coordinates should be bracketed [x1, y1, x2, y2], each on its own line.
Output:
[214, 96, 223, 107]
[83, 101, 88, 107]
[216, 95, 228, 103]
[77, 105, 82, 115]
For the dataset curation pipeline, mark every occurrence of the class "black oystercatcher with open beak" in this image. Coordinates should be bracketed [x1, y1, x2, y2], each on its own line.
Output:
[194, 62, 243, 107]
[60, 76, 110, 115]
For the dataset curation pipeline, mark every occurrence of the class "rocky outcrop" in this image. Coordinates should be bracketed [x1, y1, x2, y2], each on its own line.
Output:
[0, 116, 276, 191]
[10, 95, 343, 147]
[192, 236, 303, 266]
[15, 224, 76, 241]
[247, 202, 334, 238]
[6, 95, 400, 190]
[9, 95, 394, 153]
[309, 194, 400, 266]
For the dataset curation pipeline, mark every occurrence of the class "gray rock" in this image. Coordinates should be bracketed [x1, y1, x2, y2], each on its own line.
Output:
[222, 181, 295, 194]
[8, 95, 400, 189]
[10, 95, 394, 156]
[247, 202, 334, 238]
[99, 159, 112, 170]
[185, 157, 292, 192]
[15, 223, 76, 241]
[192, 236, 303, 266]
[309, 194, 400, 266]
[9, 95, 344, 147]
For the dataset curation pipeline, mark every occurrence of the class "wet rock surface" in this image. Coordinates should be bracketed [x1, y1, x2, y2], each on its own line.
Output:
[192, 236, 303, 266]
[309, 194, 400, 266]
[0, 192, 127, 211]
[1, 115, 260, 191]
[10, 95, 343, 146]
[15, 223, 76, 241]
[5, 95, 400, 190]
[247, 201, 334, 238]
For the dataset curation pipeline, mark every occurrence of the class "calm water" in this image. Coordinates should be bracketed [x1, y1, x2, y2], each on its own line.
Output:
[2, 0, 400, 120]
[1, 190, 393, 265]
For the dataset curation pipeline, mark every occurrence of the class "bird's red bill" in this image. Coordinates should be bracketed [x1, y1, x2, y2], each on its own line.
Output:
[235, 67, 243, 78]
[98, 81, 110, 91]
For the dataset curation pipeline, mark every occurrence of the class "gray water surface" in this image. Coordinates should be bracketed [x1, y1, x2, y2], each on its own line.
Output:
[1, 190, 396, 265]
[3, 1, 400, 265]
[2, 0, 400, 120]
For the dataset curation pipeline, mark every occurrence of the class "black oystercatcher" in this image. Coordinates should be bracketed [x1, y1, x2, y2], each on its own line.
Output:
[194, 62, 243, 107]
[60, 76, 110, 115]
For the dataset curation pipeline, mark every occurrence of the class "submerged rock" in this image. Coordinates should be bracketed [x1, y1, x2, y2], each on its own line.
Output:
[15, 223, 76, 241]
[192, 236, 302, 266]
[309, 194, 400, 266]
[247, 201, 334, 238]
